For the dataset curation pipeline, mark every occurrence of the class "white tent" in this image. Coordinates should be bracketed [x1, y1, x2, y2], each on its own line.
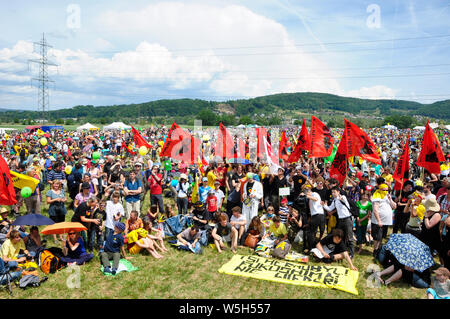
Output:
[382, 124, 398, 130]
[236, 124, 246, 129]
[429, 122, 439, 129]
[413, 126, 426, 130]
[103, 122, 131, 130]
[0, 127, 17, 135]
[446, 125, 450, 131]
[76, 122, 99, 131]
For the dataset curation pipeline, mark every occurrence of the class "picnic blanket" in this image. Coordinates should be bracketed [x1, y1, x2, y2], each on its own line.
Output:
[218, 254, 359, 295]
[100, 259, 138, 276]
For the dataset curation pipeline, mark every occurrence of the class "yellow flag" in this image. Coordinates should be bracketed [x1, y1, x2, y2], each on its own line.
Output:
[191, 175, 199, 204]
[10, 171, 39, 192]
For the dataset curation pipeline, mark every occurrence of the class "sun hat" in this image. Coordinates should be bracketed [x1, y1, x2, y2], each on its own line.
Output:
[422, 198, 441, 212]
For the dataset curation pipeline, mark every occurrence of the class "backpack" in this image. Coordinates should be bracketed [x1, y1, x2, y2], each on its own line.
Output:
[271, 241, 292, 259]
[38, 249, 65, 275]
[339, 196, 360, 218]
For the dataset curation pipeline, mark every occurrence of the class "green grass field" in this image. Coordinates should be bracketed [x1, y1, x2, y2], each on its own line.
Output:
[0, 187, 434, 299]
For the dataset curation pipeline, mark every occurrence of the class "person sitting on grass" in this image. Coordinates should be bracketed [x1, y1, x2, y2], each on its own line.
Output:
[61, 231, 94, 266]
[312, 228, 358, 271]
[1, 230, 31, 264]
[126, 219, 164, 260]
[229, 206, 247, 245]
[142, 216, 168, 254]
[262, 215, 288, 246]
[176, 225, 202, 254]
[125, 210, 143, 236]
[211, 212, 238, 253]
[100, 221, 132, 275]
[427, 267, 450, 299]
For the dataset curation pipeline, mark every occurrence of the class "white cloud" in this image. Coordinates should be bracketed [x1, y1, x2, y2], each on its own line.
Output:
[344, 85, 398, 100]
[0, 2, 401, 108]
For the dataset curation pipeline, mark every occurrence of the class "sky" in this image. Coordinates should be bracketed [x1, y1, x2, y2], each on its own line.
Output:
[0, 0, 449, 111]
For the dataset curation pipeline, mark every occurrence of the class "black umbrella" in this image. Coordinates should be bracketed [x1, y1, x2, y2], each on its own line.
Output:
[12, 214, 55, 226]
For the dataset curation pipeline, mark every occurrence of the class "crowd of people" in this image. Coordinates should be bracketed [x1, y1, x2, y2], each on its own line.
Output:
[0, 123, 449, 298]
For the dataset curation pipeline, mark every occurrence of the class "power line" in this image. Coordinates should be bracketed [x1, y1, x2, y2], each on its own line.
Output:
[79, 34, 450, 54]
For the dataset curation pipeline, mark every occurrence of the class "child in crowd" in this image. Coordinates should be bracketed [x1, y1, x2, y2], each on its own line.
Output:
[100, 221, 130, 275]
[278, 197, 290, 224]
[427, 267, 450, 299]
[229, 206, 247, 245]
[356, 192, 372, 254]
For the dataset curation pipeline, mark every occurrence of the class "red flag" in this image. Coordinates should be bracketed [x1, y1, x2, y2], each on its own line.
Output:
[309, 116, 334, 158]
[160, 122, 190, 157]
[233, 137, 246, 159]
[122, 141, 137, 155]
[278, 130, 291, 161]
[344, 119, 381, 165]
[417, 120, 445, 174]
[215, 123, 236, 159]
[393, 135, 410, 190]
[170, 133, 201, 164]
[330, 131, 349, 186]
[131, 126, 152, 149]
[256, 127, 270, 159]
[0, 155, 17, 205]
[288, 118, 310, 163]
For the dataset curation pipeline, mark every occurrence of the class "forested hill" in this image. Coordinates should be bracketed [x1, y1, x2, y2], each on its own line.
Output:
[1, 92, 449, 124]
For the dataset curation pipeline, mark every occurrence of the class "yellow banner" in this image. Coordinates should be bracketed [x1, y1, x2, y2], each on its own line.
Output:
[218, 254, 359, 295]
[10, 171, 39, 192]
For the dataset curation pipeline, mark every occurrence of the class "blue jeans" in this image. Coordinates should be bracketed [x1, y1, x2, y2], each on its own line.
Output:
[0, 260, 22, 285]
[411, 273, 429, 289]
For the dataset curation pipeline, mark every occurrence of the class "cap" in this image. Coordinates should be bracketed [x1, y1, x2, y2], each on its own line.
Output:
[362, 172, 369, 177]
[202, 177, 208, 182]
[180, 174, 187, 180]
[0, 207, 8, 214]
[81, 182, 91, 189]
[214, 180, 220, 185]
[281, 197, 288, 204]
[114, 221, 125, 232]
[296, 165, 302, 170]
[370, 168, 376, 172]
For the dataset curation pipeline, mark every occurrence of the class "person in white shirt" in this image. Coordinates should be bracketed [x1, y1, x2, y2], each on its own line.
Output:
[213, 181, 225, 211]
[324, 187, 355, 257]
[104, 191, 125, 239]
[371, 184, 396, 257]
[176, 174, 190, 215]
[304, 185, 325, 249]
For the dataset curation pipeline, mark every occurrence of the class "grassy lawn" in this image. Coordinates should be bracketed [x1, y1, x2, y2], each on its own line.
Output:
[0, 187, 433, 299]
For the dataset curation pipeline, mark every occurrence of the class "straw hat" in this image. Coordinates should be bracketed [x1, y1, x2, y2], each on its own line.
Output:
[422, 198, 441, 212]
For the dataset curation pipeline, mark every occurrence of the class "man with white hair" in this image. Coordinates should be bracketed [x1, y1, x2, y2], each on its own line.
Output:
[242, 173, 263, 229]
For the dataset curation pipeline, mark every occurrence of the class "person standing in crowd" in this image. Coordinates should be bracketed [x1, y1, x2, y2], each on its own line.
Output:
[370, 184, 396, 258]
[176, 174, 190, 215]
[149, 164, 164, 215]
[123, 170, 143, 220]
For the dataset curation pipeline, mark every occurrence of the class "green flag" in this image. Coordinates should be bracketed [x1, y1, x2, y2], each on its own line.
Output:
[324, 144, 338, 164]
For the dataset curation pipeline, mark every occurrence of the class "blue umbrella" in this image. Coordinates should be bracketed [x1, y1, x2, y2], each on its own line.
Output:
[12, 214, 55, 226]
[385, 233, 435, 272]
[227, 158, 251, 165]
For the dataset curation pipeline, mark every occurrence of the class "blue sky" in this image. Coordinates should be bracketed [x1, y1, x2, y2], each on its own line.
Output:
[0, 0, 449, 111]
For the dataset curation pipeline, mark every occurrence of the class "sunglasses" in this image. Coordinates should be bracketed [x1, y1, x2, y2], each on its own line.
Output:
[68, 232, 76, 235]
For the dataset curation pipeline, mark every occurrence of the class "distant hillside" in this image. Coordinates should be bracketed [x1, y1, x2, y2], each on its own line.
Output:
[1, 92, 449, 124]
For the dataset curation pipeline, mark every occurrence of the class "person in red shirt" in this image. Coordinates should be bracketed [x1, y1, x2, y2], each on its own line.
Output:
[148, 165, 165, 215]
[206, 190, 218, 222]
